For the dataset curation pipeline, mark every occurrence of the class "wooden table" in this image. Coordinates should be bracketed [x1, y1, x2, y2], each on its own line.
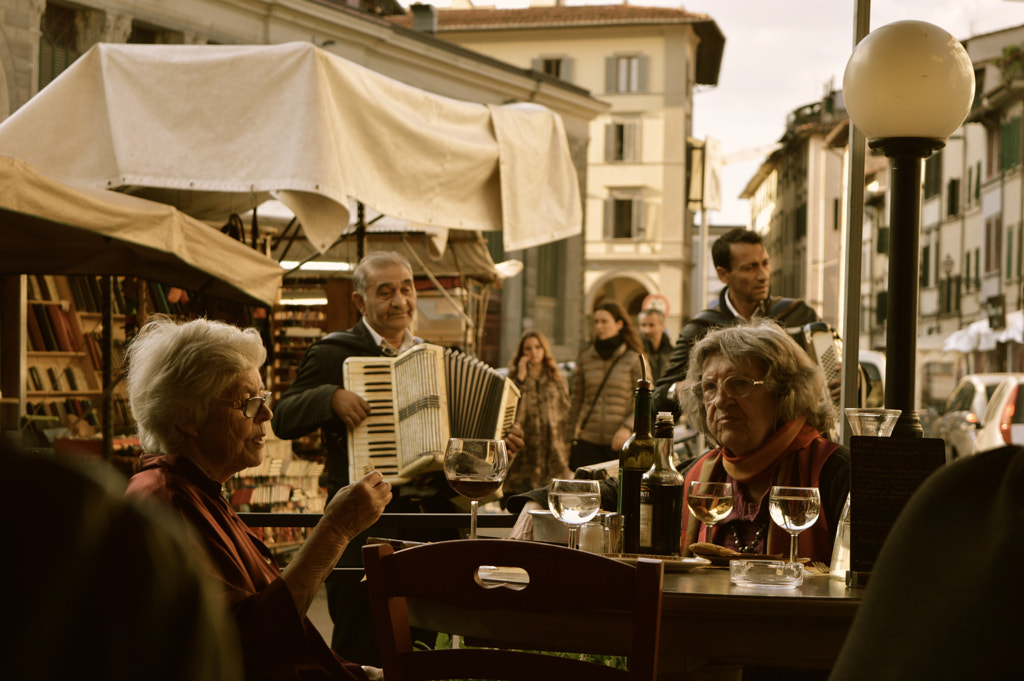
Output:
[407, 563, 862, 678]
[657, 567, 861, 675]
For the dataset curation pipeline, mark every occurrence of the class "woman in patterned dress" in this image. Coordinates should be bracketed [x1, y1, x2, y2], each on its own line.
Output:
[503, 330, 572, 496]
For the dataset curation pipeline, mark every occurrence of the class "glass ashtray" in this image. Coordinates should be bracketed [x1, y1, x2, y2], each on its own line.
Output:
[729, 559, 804, 589]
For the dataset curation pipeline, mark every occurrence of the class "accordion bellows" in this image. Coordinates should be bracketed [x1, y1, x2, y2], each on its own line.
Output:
[344, 344, 521, 484]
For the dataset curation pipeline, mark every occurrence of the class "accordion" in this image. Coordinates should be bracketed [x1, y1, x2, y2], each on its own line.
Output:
[802, 321, 842, 410]
[343, 343, 521, 484]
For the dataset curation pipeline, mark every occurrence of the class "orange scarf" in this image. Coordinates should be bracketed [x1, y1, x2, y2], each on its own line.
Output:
[721, 417, 815, 481]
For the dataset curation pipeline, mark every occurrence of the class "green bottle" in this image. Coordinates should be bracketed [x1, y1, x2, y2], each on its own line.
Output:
[618, 355, 655, 554]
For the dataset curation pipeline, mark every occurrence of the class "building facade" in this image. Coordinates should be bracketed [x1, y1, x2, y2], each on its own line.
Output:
[398, 2, 724, 341]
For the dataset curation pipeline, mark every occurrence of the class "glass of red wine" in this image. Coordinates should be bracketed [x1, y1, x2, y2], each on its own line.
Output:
[443, 438, 509, 539]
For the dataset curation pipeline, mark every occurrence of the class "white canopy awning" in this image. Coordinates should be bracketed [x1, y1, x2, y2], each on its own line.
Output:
[942, 311, 1024, 354]
[0, 42, 582, 255]
[0, 155, 283, 307]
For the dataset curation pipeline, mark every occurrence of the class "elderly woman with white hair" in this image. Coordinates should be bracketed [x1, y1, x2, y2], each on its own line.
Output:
[124, 316, 391, 681]
[678, 319, 849, 562]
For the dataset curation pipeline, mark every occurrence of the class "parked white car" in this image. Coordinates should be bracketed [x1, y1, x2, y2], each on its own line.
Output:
[974, 376, 1024, 453]
[929, 373, 1024, 462]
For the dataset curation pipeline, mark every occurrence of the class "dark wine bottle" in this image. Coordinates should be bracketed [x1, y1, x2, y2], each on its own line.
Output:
[640, 411, 684, 556]
[618, 355, 655, 554]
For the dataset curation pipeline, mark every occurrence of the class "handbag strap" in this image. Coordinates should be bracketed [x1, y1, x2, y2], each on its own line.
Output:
[578, 350, 628, 434]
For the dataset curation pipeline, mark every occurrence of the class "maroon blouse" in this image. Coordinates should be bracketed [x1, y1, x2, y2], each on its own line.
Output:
[126, 453, 367, 681]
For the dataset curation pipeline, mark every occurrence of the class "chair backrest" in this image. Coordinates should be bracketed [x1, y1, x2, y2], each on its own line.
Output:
[362, 539, 664, 681]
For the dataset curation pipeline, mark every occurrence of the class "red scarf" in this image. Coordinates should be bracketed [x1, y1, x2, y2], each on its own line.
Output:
[721, 417, 814, 481]
[681, 421, 838, 560]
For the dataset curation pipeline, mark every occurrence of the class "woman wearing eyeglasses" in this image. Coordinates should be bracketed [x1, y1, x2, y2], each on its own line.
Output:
[124, 316, 391, 681]
[677, 319, 849, 562]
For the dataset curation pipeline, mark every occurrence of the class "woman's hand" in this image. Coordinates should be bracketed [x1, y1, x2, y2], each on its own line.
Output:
[517, 356, 530, 382]
[322, 470, 392, 543]
[281, 471, 391, 616]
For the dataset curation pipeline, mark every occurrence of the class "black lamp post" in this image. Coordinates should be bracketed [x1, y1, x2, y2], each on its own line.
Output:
[843, 21, 976, 438]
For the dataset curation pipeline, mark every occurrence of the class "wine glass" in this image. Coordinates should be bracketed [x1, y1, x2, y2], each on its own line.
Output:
[548, 479, 602, 550]
[443, 438, 509, 539]
[768, 486, 821, 564]
[686, 481, 734, 544]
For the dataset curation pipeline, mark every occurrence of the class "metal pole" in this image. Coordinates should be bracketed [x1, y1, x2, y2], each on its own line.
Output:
[876, 138, 945, 438]
[102, 275, 113, 459]
[839, 0, 871, 445]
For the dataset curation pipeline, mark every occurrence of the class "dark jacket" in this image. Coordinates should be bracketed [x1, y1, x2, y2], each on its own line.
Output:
[271, 322, 412, 495]
[652, 287, 820, 417]
[643, 332, 675, 384]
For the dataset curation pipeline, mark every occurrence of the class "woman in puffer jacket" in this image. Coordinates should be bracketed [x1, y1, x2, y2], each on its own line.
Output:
[568, 300, 644, 470]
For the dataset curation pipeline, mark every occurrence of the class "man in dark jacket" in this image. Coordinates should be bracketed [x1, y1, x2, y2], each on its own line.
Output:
[272, 251, 522, 665]
[653, 229, 820, 417]
[639, 307, 674, 383]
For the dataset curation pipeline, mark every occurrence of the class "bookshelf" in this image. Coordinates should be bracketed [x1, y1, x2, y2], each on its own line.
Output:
[23, 274, 132, 436]
[271, 303, 327, 398]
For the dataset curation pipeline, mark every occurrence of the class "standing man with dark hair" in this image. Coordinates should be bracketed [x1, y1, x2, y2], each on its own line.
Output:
[272, 251, 523, 666]
[652, 228, 821, 417]
[638, 307, 674, 383]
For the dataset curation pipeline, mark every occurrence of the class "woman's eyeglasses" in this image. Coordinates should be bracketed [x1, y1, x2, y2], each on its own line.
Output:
[692, 376, 766, 403]
[212, 391, 272, 418]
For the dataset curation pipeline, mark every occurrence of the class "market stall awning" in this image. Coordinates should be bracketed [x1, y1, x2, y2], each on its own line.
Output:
[257, 200, 502, 284]
[0, 42, 582, 255]
[942, 311, 1024, 354]
[0, 155, 283, 307]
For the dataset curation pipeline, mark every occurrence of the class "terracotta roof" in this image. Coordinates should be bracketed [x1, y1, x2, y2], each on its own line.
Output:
[392, 5, 715, 30]
[389, 4, 724, 85]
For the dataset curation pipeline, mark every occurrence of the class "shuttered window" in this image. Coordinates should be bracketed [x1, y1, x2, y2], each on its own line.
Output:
[604, 119, 640, 163]
[39, 4, 81, 90]
[603, 194, 646, 240]
[605, 54, 649, 93]
[1001, 116, 1022, 172]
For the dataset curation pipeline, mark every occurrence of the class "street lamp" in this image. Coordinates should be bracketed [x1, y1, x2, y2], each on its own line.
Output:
[843, 21, 975, 438]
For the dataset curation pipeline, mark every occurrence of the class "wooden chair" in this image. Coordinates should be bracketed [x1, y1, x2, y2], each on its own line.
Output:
[362, 539, 664, 681]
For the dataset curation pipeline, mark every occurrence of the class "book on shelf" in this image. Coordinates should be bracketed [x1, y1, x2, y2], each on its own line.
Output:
[26, 274, 42, 301]
[46, 304, 79, 353]
[26, 310, 45, 351]
[31, 305, 59, 351]
[67, 275, 94, 312]
[83, 333, 103, 371]
[34, 274, 52, 300]
[43, 275, 61, 302]
[46, 366, 65, 391]
[28, 366, 44, 391]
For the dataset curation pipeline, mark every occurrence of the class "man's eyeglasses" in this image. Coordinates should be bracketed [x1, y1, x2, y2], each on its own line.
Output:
[212, 391, 272, 418]
[692, 376, 766, 403]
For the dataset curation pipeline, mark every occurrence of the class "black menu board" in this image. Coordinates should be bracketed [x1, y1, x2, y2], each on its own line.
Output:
[849, 436, 945, 573]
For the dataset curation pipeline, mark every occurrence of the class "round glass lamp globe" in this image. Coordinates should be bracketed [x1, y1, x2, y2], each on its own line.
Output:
[843, 20, 975, 142]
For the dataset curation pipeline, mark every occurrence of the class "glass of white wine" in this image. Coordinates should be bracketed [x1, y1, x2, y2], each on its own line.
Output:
[768, 486, 821, 564]
[548, 479, 602, 550]
[443, 438, 509, 540]
[687, 481, 734, 544]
